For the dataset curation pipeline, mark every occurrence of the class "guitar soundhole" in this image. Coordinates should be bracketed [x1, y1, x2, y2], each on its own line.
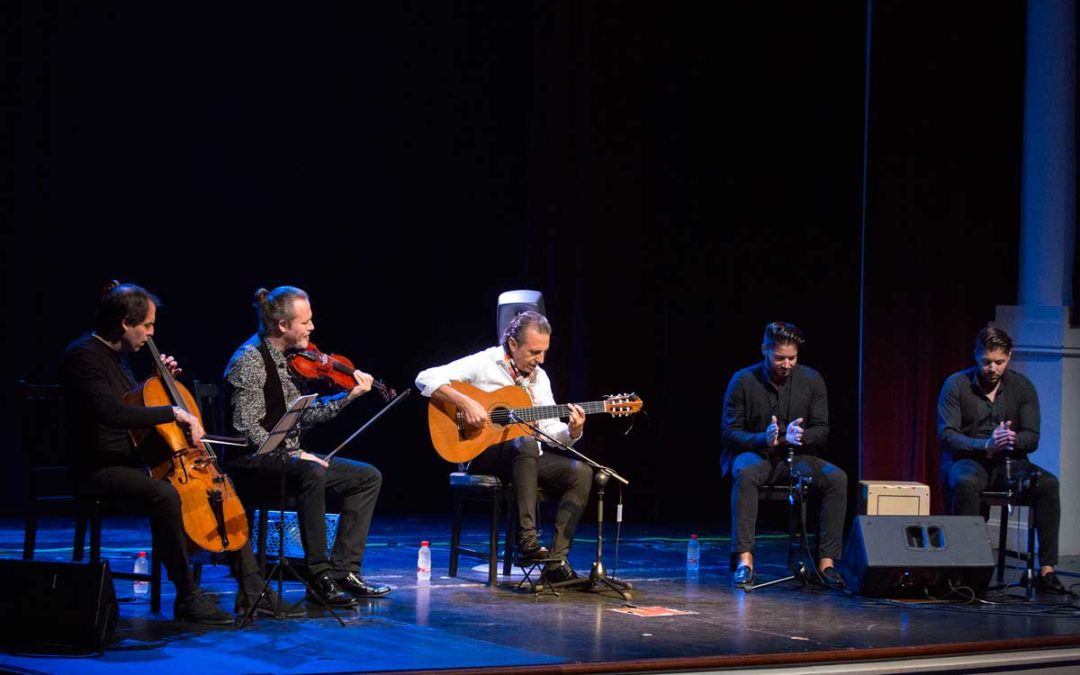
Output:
[488, 405, 511, 428]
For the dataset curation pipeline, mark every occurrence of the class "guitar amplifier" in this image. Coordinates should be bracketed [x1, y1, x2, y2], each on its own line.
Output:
[859, 480, 930, 515]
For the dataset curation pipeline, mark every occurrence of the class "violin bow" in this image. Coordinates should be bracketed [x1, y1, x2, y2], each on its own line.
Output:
[320, 388, 412, 462]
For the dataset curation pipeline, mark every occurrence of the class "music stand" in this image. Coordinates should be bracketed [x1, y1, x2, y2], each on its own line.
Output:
[507, 412, 633, 600]
[238, 395, 347, 628]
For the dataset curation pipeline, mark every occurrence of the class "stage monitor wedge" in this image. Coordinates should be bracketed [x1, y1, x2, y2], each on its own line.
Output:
[0, 559, 118, 653]
[841, 515, 995, 597]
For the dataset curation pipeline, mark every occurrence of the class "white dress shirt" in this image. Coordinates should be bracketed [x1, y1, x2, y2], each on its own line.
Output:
[415, 345, 580, 450]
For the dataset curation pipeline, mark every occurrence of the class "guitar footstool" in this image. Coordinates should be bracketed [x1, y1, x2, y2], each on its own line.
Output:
[515, 557, 562, 595]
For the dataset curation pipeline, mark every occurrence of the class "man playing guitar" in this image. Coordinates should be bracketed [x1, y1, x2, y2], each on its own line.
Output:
[416, 311, 591, 584]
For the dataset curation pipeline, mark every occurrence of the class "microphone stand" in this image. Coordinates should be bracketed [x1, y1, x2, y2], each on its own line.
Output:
[748, 449, 811, 591]
[507, 412, 633, 600]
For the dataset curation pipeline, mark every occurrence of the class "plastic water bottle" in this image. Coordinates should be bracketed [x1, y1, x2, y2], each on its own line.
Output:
[686, 534, 700, 572]
[417, 541, 432, 581]
[133, 551, 150, 597]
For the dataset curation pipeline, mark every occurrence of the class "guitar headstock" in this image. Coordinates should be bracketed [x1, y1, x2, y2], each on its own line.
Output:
[603, 392, 643, 417]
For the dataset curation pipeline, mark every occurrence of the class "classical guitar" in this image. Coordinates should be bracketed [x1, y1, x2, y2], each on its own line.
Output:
[428, 381, 643, 463]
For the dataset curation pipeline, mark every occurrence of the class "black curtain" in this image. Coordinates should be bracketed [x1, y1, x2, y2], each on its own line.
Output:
[15, 1, 1037, 534]
[859, 0, 1026, 512]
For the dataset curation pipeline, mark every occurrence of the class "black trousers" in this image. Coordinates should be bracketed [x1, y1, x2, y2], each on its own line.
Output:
[730, 451, 848, 560]
[229, 453, 382, 577]
[470, 437, 593, 561]
[943, 457, 1060, 567]
[81, 466, 264, 598]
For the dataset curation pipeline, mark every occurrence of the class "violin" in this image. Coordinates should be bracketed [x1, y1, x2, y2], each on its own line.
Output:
[287, 341, 397, 401]
[124, 337, 249, 553]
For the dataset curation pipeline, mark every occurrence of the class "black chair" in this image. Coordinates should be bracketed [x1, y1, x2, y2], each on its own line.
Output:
[20, 383, 164, 613]
[192, 380, 269, 574]
[21, 383, 81, 561]
[191, 380, 229, 449]
[193, 380, 318, 579]
[448, 469, 546, 586]
[735, 457, 818, 591]
[981, 472, 1038, 592]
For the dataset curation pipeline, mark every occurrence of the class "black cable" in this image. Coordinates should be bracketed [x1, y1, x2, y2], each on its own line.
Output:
[612, 484, 624, 577]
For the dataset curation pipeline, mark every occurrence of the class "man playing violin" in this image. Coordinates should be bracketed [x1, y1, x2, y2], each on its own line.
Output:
[415, 310, 592, 585]
[224, 285, 390, 606]
[61, 282, 303, 624]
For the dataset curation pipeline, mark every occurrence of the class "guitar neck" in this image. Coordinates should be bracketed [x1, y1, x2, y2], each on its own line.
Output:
[493, 401, 607, 424]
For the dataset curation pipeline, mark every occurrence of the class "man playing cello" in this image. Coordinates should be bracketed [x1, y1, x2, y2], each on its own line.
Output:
[61, 282, 302, 624]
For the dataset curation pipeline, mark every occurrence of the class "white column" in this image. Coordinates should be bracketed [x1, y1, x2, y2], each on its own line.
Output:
[994, 0, 1077, 556]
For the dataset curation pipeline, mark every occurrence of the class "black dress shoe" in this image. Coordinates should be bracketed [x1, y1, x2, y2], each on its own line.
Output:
[337, 572, 392, 598]
[1034, 571, 1067, 594]
[732, 564, 755, 589]
[175, 588, 235, 625]
[235, 588, 307, 618]
[540, 561, 581, 585]
[515, 542, 551, 564]
[819, 566, 846, 589]
[306, 571, 359, 607]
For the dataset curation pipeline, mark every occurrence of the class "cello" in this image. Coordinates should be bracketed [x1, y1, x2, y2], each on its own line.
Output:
[124, 337, 249, 553]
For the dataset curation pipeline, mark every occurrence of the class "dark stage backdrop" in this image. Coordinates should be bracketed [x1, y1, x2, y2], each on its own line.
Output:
[859, 1, 1027, 512]
[5, 1, 1039, 532]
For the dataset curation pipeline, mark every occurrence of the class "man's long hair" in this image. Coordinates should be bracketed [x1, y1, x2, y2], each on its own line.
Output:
[501, 311, 551, 352]
[253, 286, 309, 336]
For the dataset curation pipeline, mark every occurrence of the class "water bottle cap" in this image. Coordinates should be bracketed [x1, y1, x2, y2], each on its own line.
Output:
[421, 541, 430, 546]
[690, 534, 698, 540]
[137, 551, 147, 557]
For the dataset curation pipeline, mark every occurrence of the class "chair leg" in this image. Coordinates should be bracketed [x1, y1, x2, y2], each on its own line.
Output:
[502, 492, 514, 579]
[449, 492, 464, 577]
[22, 509, 38, 560]
[997, 505, 1009, 584]
[1026, 504, 1037, 579]
[151, 547, 162, 614]
[73, 514, 88, 562]
[89, 507, 102, 565]
[257, 507, 269, 579]
[786, 491, 798, 568]
[488, 489, 501, 586]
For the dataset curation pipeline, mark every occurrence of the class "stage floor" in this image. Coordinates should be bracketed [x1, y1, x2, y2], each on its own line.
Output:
[1, 513, 1078, 674]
